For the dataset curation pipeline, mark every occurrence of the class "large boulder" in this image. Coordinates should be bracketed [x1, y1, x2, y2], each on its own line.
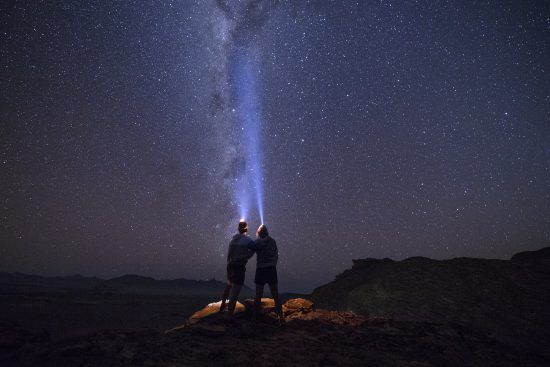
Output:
[187, 300, 246, 325]
[168, 297, 365, 333]
[282, 298, 313, 316]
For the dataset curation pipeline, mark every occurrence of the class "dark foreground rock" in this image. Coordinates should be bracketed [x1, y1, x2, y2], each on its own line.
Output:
[2, 297, 548, 366]
[312, 247, 550, 363]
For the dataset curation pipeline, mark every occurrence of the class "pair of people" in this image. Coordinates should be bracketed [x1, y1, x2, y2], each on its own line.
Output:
[219, 221, 284, 324]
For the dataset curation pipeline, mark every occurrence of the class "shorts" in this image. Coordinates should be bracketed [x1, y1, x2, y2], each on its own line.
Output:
[254, 266, 278, 285]
[227, 263, 246, 285]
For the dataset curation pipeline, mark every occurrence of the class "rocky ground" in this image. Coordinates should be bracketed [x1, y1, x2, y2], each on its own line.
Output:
[2, 248, 548, 366]
[2, 297, 548, 366]
[313, 247, 550, 362]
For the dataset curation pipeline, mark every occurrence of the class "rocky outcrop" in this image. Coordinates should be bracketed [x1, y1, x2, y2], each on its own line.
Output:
[176, 297, 366, 330]
[2, 249, 549, 366]
[511, 247, 550, 268]
[312, 247, 550, 362]
[6, 297, 547, 366]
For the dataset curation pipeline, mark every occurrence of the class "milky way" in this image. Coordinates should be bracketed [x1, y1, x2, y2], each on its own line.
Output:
[1, 1, 549, 292]
[208, 0, 273, 225]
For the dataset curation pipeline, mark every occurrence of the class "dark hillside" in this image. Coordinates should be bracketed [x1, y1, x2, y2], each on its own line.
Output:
[312, 247, 550, 360]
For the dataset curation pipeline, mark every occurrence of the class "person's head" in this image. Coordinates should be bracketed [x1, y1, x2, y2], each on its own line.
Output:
[238, 221, 248, 234]
[257, 224, 269, 239]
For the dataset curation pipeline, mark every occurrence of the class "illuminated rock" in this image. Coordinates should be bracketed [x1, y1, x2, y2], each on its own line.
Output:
[242, 297, 276, 313]
[282, 298, 313, 315]
[187, 300, 245, 325]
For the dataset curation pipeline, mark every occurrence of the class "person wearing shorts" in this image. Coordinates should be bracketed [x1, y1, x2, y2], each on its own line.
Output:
[249, 224, 284, 324]
[219, 221, 254, 322]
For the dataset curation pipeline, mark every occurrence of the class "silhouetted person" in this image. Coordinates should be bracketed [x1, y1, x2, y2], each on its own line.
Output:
[219, 220, 254, 322]
[250, 224, 284, 324]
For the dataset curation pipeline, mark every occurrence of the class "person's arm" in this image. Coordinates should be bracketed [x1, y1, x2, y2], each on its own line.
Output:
[247, 239, 257, 258]
[227, 243, 234, 263]
[247, 240, 258, 251]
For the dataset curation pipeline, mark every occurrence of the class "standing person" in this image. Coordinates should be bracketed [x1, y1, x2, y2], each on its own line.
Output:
[219, 221, 254, 323]
[250, 224, 284, 325]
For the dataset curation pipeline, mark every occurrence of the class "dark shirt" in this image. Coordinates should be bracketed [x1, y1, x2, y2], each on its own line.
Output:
[250, 236, 278, 268]
[227, 233, 254, 265]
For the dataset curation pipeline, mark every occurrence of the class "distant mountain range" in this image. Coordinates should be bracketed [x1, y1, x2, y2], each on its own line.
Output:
[0, 272, 248, 296]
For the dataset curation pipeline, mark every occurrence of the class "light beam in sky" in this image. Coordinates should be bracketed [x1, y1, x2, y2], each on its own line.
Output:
[210, 0, 275, 227]
[231, 46, 265, 224]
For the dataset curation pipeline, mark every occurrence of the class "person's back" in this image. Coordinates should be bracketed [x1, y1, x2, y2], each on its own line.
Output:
[228, 233, 254, 266]
[250, 224, 284, 324]
[220, 221, 254, 322]
[252, 236, 278, 268]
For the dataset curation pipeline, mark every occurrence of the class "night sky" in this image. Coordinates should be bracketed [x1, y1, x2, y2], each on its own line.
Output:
[1, 1, 549, 292]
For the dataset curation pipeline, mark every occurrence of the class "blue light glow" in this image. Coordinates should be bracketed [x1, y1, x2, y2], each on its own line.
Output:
[231, 46, 265, 224]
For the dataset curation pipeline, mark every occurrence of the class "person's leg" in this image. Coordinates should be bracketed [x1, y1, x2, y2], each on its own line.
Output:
[220, 265, 232, 312]
[268, 282, 284, 323]
[226, 283, 242, 321]
[219, 282, 231, 312]
[253, 283, 264, 318]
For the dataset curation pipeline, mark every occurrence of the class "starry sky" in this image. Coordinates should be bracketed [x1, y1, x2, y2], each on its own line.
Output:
[1, 1, 549, 292]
